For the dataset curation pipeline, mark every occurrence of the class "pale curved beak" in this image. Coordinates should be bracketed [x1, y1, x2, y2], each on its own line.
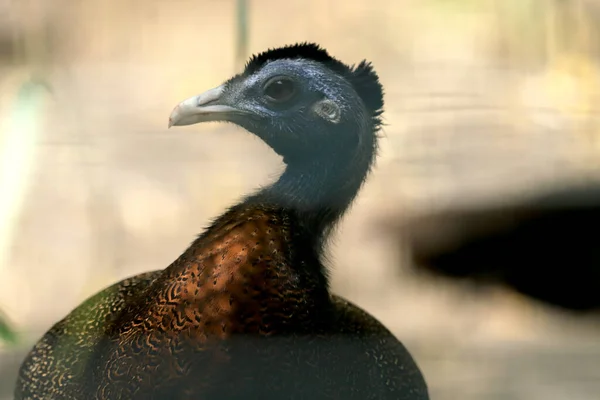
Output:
[168, 84, 237, 128]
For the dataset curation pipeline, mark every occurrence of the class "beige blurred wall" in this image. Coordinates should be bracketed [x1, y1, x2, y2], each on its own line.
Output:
[1, 1, 600, 399]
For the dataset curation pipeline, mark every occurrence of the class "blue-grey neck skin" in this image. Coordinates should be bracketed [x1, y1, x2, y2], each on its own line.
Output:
[251, 120, 376, 234]
[223, 59, 379, 235]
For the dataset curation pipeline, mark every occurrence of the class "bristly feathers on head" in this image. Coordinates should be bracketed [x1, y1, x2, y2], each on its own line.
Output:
[244, 42, 384, 131]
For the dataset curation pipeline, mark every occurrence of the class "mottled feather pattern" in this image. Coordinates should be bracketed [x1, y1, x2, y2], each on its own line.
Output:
[16, 205, 427, 399]
[14, 272, 159, 399]
[85, 205, 330, 398]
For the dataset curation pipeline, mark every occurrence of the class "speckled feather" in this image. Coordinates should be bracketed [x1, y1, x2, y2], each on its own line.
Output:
[16, 204, 427, 399]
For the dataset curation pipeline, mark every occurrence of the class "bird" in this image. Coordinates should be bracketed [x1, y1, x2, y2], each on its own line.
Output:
[15, 43, 430, 400]
[389, 181, 600, 312]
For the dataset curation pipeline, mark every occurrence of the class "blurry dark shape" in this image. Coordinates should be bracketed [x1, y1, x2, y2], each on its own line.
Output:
[0, 34, 17, 61]
[394, 182, 600, 312]
[15, 43, 429, 400]
[0, 0, 17, 62]
[0, 0, 58, 69]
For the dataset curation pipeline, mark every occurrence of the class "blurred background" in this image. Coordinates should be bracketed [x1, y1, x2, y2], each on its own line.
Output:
[1, 0, 600, 399]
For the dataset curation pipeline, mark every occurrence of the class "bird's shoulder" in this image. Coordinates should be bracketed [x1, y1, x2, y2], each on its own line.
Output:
[329, 294, 429, 399]
[15, 271, 160, 399]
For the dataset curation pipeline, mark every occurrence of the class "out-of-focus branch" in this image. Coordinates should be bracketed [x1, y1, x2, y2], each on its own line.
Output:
[0, 310, 17, 344]
[235, 0, 249, 71]
[0, 0, 56, 342]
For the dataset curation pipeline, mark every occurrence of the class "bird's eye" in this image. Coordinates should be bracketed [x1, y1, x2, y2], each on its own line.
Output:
[264, 77, 297, 103]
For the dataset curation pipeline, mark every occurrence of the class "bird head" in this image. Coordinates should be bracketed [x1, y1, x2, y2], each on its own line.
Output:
[168, 43, 384, 165]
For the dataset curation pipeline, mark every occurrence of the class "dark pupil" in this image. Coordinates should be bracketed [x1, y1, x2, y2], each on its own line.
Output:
[266, 79, 295, 101]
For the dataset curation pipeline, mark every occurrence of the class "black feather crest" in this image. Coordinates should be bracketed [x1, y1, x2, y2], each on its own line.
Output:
[244, 43, 384, 128]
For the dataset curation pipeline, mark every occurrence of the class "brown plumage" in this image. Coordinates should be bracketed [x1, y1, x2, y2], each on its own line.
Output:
[15, 43, 429, 399]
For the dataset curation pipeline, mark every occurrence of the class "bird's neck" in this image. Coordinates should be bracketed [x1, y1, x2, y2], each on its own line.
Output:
[250, 137, 376, 239]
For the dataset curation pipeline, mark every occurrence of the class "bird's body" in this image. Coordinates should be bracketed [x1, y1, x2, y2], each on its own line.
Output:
[15, 43, 429, 399]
